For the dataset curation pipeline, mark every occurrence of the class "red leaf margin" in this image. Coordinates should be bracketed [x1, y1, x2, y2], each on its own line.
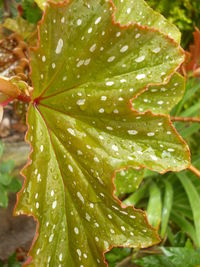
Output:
[13, 0, 191, 266]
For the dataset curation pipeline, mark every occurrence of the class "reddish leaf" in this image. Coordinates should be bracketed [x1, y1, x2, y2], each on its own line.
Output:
[185, 27, 200, 77]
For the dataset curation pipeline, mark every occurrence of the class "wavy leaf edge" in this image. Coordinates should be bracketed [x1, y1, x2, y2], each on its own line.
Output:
[13, 0, 192, 265]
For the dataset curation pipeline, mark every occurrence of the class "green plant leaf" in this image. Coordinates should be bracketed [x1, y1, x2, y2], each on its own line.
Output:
[114, 168, 144, 197]
[123, 180, 151, 207]
[14, 1, 190, 266]
[7, 178, 22, 193]
[0, 160, 15, 174]
[132, 73, 185, 114]
[22, 0, 42, 24]
[0, 184, 8, 208]
[171, 211, 197, 245]
[0, 173, 13, 186]
[147, 183, 162, 228]
[135, 247, 200, 267]
[176, 172, 200, 247]
[105, 247, 131, 265]
[3, 17, 36, 41]
[112, 0, 181, 43]
[160, 180, 173, 238]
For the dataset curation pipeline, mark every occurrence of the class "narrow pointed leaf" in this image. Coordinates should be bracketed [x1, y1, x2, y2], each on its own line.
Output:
[147, 183, 162, 228]
[176, 172, 200, 247]
[123, 180, 151, 207]
[171, 211, 197, 245]
[160, 181, 173, 238]
[15, 1, 190, 266]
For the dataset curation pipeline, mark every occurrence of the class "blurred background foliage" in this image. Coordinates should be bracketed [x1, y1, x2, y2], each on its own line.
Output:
[0, 142, 22, 208]
[145, 0, 200, 48]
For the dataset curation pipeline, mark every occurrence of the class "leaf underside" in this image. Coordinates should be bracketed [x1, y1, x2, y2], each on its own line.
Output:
[15, 1, 190, 266]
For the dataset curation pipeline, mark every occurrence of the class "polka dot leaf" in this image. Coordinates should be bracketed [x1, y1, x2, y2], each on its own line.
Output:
[15, 1, 190, 266]
[132, 72, 185, 114]
[114, 168, 144, 197]
[112, 0, 181, 43]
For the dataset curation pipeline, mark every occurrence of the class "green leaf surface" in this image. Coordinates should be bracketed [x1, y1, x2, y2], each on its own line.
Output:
[22, 0, 42, 24]
[105, 247, 131, 266]
[0, 160, 15, 174]
[0, 173, 13, 186]
[3, 17, 36, 41]
[176, 172, 200, 247]
[112, 0, 181, 43]
[15, 0, 190, 266]
[6, 178, 22, 193]
[171, 211, 197, 245]
[34, 0, 59, 10]
[132, 73, 185, 114]
[123, 180, 150, 207]
[0, 184, 8, 208]
[135, 247, 200, 267]
[160, 180, 173, 238]
[114, 168, 144, 197]
[147, 183, 162, 228]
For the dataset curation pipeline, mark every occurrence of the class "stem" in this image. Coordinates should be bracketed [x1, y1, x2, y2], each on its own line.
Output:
[116, 255, 133, 267]
[188, 165, 200, 179]
[171, 116, 200, 123]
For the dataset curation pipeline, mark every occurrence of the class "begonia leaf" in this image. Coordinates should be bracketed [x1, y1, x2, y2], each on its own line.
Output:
[14, 1, 190, 266]
[114, 168, 144, 198]
[112, 0, 181, 43]
[132, 73, 185, 114]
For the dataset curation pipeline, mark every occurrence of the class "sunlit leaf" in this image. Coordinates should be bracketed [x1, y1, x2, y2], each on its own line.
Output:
[112, 0, 181, 43]
[15, 0, 190, 266]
